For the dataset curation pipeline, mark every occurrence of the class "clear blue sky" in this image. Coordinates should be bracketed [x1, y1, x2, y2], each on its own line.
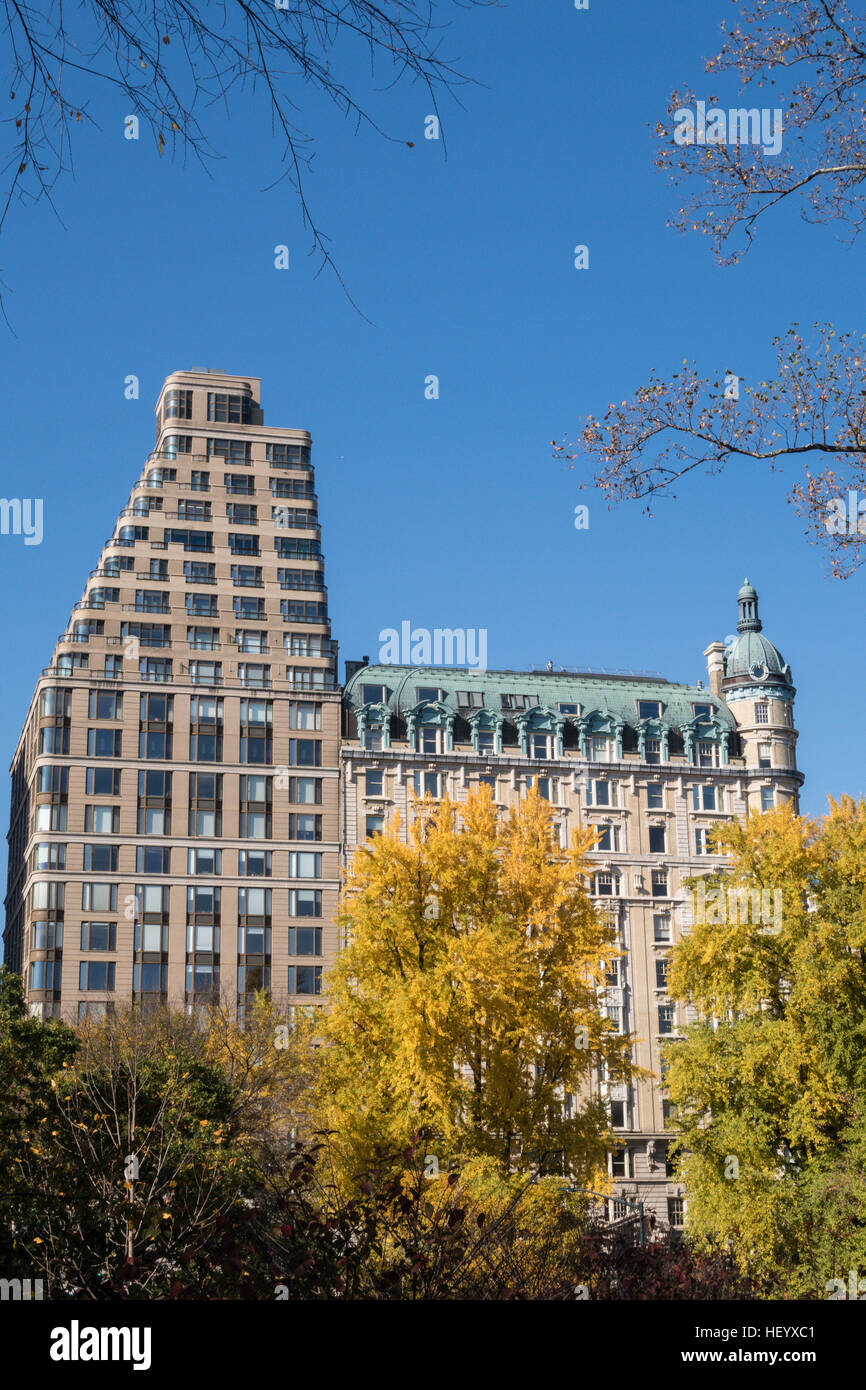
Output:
[0, 0, 860, 890]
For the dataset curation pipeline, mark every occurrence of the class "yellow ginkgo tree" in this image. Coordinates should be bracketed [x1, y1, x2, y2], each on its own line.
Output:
[666, 797, 866, 1291]
[317, 785, 635, 1185]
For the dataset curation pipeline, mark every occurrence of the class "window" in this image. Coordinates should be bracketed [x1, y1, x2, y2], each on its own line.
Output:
[366, 815, 384, 838]
[760, 786, 775, 812]
[476, 729, 495, 755]
[289, 813, 322, 841]
[655, 958, 669, 990]
[361, 684, 387, 705]
[136, 846, 171, 873]
[587, 779, 611, 807]
[266, 442, 311, 468]
[225, 472, 255, 495]
[187, 593, 219, 616]
[755, 702, 769, 725]
[289, 965, 322, 995]
[81, 922, 116, 951]
[695, 828, 712, 855]
[558, 702, 579, 715]
[289, 851, 322, 878]
[609, 1100, 625, 1126]
[31, 921, 63, 950]
[188, 625, 219, 650]
[164, 388, 192, 419]
[416, 687, 443, 703]
[187, 848, 221, 875]
[638, 700, 662, 720]
[412, 771, 441, 798]
[87, 728, 122, 757]
[285, 701, 321, 733]
[651, 869, 668, 898]
[239, 774, 273, 839]
[240, 699, 273, 764]
[289, 889, 321, 917]
[697, 740, 719, 768]
[758, 742, 772, 769]
[610, 1148, 629, 1178]
[653, 914, 671, 943]
[239, 849, 272, 877]
[226, 503, 257, 526]
[32, 842, 66, 870]
[88, 692, 122, 719]
[288, 777, 321, 805]
[648, 825, 666, 854]
[190, 695, 223, 762]
[188, 772, 222, 836]
[658, 1002, 675, 1035]
[591, 735, 609, 762]
[177, 499, 211, 521]
[235, 595, 266, 620]
[500, 693, 539, 710]
[190, 470, 209, 491]
[595, 824, 619, 852]
[81, 884, 118, 912]
[647, 783, 663, 809]
[645, 738, 661, 765]
[364, 770, 383, 797]
[238, 663, 271, 689]
[235, 630, 268, 654]
[163, 528, 212, 553]
[139, 693, 173, 758]
[595, 872, 619, 897]
[228, 533, 260, 556]
[418, 726, 439, 755]
[137, 769, 172, 835]
[667, 1197, 684, 1228]
[530, 733, 549, 760]
[80, 961, 116, 991]
[289, 738, 321, 767]
[692, 785, 717, 811]
[288, 926, 322, 955]
[692, 703, 713, 719]
[208, 391, 252, 424]
[207, 438, 251, 463]
[84, 804, 119, 834]
[456, 690, 484, 708]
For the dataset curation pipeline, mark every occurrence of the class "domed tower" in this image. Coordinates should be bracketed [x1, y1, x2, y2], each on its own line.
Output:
[705, 580, 800, 813]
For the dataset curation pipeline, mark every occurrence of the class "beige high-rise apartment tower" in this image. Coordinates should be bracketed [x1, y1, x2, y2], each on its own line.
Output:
[4, 371, 340, 1022]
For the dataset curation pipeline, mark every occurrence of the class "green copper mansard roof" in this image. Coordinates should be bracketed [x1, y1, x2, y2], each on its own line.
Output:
[343, 664, 736, 729]
[723, 578, 793, 687]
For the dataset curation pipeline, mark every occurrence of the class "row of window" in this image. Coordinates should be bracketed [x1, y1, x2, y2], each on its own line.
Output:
[32, 960, 323, 996]
[361, 685, 721, 724]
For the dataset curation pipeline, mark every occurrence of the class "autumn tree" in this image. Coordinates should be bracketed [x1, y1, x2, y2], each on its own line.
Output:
[316, 785, 636, 1185]
[664, 797, 866, 1293]
[554, 1, 866, 573]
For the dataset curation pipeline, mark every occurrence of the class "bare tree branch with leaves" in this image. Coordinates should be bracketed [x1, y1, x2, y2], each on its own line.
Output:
[654, 0, 866, 263]
[1, 0, 494, 305]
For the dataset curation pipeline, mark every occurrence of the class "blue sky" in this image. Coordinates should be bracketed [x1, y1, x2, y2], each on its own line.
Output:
[0, 0, 861, 873]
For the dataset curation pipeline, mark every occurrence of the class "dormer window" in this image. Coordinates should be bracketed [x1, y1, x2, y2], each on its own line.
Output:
[638, 700, 662, 720]
[416, 687, 443, 703]
[361, 684, 387, 704]
[558, 702, 579, 715]
[692, 703, 713, 719]
[457, 690, 483, 707]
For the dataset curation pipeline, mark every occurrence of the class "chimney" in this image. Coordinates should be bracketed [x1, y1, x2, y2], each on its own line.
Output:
[703, 642, 726, 699]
